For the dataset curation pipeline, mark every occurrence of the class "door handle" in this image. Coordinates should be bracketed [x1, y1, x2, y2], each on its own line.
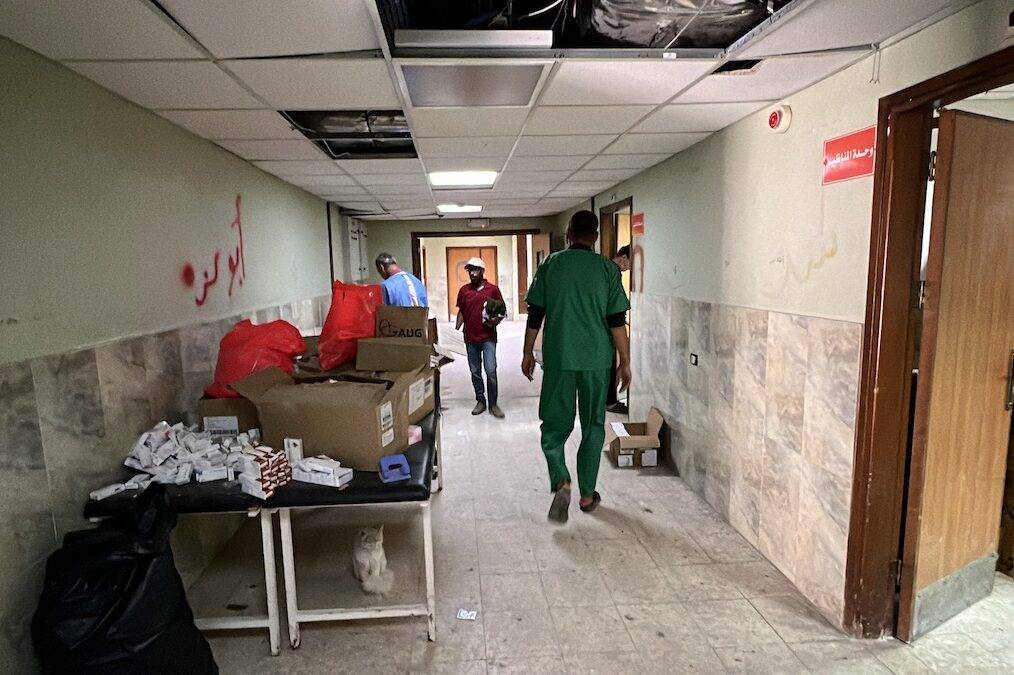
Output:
[1007, 349, 1014, 411]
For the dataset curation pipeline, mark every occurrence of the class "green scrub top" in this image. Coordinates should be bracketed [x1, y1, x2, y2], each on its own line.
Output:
[526, 247, 630, 371]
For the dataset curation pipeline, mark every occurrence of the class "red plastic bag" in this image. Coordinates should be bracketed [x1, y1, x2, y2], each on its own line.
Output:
[318, 281, 382, 371]
[205, 319, 305, 398]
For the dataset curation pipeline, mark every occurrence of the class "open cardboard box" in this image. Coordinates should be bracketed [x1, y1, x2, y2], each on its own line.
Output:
[197, 396, 259, 436]
[232, 366, 420, 471]
[605, 407, 664, 468]
[356, 336, 435, 372]
[375, 305, 437, 345]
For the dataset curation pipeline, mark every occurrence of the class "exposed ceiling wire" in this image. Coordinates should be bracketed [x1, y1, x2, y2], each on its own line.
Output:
[663, 0, 718, 50]
[519, 0, 566, 21]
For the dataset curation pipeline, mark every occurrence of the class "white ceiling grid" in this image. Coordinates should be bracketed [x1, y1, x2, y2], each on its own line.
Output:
[0, 0, 976, 218]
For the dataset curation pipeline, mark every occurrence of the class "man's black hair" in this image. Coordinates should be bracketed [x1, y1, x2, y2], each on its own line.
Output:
[375, 252, 397, 268]
[616, 245, 630, 259]
[568, 210, 598, 237]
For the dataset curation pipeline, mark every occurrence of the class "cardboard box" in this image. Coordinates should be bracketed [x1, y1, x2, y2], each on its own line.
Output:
[605, 408, 664, 469]
[356, 337, 433, 372]
[198, 396, 260, 436]
[346, 367, 436, 425]
[232, 366, 419, 471]
[376, 305, 430, 342]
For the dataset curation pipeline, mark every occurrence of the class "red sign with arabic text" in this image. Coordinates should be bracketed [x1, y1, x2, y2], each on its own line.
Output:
[822, 125, 877, 185]
[631, 212, 644, 236]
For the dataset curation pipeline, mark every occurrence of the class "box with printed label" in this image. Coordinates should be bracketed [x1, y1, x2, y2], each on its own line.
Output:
[232, 366, 418, 471]
[605, 408, 664, 468]
[343, 367, 434, 425]
[376, 305, 431, 342]
[197, 396, 259, 436]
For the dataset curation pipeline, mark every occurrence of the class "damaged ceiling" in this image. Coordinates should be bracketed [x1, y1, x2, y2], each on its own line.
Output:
[377, 0, 792, 51]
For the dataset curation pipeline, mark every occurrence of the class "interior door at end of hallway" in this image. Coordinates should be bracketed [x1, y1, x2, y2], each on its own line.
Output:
[898, 110, 1014, 640]
[446, 246, 498, 321]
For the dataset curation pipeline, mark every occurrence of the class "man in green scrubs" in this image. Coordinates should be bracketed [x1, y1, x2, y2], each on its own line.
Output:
[522, 210, 631, 523]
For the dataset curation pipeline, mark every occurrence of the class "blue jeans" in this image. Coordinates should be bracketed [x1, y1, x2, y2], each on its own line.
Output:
[466, 341, 498, 406]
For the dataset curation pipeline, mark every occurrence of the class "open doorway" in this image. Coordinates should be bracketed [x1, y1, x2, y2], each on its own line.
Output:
[846, 48, 1014, 642]
[600, 198, 633, 415]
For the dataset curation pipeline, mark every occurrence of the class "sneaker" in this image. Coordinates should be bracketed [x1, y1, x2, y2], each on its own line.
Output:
[489, 405, 505, 419]
[471, 401, 486, 415]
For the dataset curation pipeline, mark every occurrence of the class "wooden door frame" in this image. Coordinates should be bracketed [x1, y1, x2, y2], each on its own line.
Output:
[599, 197, 633, 258]
[845, 45, 1014, 640]
[410, 228, 541, 278]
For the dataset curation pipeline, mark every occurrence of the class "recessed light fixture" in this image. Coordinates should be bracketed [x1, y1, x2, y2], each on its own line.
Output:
[438, 204, 482, 214]
[428, 170, 497, 188]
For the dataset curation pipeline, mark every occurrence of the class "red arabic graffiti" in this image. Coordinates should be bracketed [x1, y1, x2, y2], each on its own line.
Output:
[182, 195, 247, 307]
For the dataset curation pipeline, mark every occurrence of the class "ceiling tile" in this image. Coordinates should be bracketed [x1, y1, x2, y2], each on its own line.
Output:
[568, 168, 640, 183]
[368, 185, 432, 196]
[734, 0, 962, 59]
[416, 137, 517, 159]
[503, 155, 592, 172]
[549, 182, 614, 197]
[316, 187, 370, 198]
[675, 52, 867, 103]
[423, 157, 506, 172]
[252, 159, 343, 176]
[356, 174, 428, 187]
[605, 132, 710, 154]
[337, 158, 424, 175]
[158, 110, 303, 140]
[159, 0, 379, 58]
[525, 106, 654, 135]
[216, 139, 326, 160]
[68, 61, 263, 109]
[0, 0, 202, 60]
[585, 154, 670, 170]
[224, 57, 398, 109]
[335, 200, 382, 211]
[514, 135, 616, 156]
[284, 174, 357, 188]
[632, 101, 770, 133]
[426, 189, 495, 202]
[410, 107, 530, 138]
[498, 170, 572, 185]
[403, 64, 544, 107]
[540, 60, 717, 105]
[488, 185, 551, 198]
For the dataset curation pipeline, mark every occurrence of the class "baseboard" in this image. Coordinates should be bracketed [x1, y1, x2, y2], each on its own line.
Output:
[912, 552, 997, 639]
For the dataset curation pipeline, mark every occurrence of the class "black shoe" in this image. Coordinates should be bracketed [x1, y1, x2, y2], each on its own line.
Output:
[471, 401, 486, 415]
[606, 402, 628, 415]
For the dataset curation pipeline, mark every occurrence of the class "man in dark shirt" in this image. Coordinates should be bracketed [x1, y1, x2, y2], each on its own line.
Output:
[456, 257, 506, 418]
[523, 211, 631, 522]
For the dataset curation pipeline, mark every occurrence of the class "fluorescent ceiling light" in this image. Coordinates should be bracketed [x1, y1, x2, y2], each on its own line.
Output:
[428, 170, 497, 188]
[438, 204, 482, 214]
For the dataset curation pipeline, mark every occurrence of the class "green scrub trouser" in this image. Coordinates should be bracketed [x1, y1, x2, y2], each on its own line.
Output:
[539, 368, 610, 499]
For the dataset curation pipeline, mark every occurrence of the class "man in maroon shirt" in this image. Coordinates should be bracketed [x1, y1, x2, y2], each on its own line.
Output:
[455, 257, 506, 418]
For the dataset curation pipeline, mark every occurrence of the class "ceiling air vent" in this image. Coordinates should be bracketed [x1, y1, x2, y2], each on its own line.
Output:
[282, 110, 417, 159]
[714, 59, 763, 74]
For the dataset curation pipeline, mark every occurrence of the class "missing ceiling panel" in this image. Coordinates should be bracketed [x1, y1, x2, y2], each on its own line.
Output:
[714, 58, 762, 74]
[282, 110, 418, 159]
[403, 64, 544, 107]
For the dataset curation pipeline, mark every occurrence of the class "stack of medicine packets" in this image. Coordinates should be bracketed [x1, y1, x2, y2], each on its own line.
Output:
[238, 446, 292, 500]
[292, 456, 353, 488]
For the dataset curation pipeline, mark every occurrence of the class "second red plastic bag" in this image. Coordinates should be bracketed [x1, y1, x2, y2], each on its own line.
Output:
[318, 281, 382, 371]
[205, 319, 305, 398]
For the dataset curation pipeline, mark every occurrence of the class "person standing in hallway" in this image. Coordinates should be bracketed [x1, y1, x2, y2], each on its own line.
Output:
[606, 244, 632, 414]
[455, 257, 506, 418]
[522, 211, 631, 522]
[375, 252, 428, 307]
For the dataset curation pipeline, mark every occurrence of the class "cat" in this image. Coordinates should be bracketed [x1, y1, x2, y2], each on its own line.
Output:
[351, 525, 393, 595]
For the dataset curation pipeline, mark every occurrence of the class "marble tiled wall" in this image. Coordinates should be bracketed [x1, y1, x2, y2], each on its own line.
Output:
[0, 293, 329, 670]
[629, 291, 861, 627]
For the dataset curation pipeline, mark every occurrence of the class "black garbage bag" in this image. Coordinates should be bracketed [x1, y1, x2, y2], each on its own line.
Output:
[32, 484, 218, 674]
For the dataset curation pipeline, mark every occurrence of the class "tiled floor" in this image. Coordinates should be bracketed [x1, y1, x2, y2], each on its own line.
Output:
[194, 323, 1014, 673]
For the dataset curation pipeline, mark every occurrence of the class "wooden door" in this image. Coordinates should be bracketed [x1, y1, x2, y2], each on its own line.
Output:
[446, 246, 498, 320]
[531, 234, 550, 267]
[898, 111, 1014, 639]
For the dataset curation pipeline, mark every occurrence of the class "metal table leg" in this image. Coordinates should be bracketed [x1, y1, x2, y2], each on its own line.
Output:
[422, 501, 436, 641]
[260, 508, 281, 656]
[279, 507, 300, 648]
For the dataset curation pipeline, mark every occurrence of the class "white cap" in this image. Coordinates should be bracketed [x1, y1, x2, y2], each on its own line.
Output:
[464, 257, 485, 270]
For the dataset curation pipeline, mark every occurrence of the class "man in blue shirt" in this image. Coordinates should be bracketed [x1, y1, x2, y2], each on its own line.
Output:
[375, 253, 428, 307]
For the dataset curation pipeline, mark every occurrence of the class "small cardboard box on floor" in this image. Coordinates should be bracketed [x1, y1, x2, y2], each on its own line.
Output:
[232, 366, 420, 471]
[606, 408, 664, 468]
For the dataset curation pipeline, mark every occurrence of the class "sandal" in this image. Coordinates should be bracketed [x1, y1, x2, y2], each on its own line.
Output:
[548, 485, 571, 524]
[579, 492, 602, 513]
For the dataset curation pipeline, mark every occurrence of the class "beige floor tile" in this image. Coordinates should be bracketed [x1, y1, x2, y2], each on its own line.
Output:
[615, 602, 705, 649]
[541, 568, 613, 607]
[410, 660, 486, 674]
[862, 638, 934, 675]
[483, 609, 561, 661]
[477, 539, 538, 574]
[549, 605, 636, 657]
[686, 599, 783, 648]
[486, 655, 567, 673]
[714, 641, 810, 673]
[600, 564, 681, 605]
[720, 560, 799, 598]
[662, 563, 744, 602]
[588, 536, 656, 568]
[530, 536, 595, 571]
[480, 572, 548, 612]
[410, 608, 486, 665]
[638, 643, 727, 674]
[907, 631, 1009, 672]
[563, 649, 645, 674]
[789, 640, 892, 674]
[749, 594, 847, 643]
